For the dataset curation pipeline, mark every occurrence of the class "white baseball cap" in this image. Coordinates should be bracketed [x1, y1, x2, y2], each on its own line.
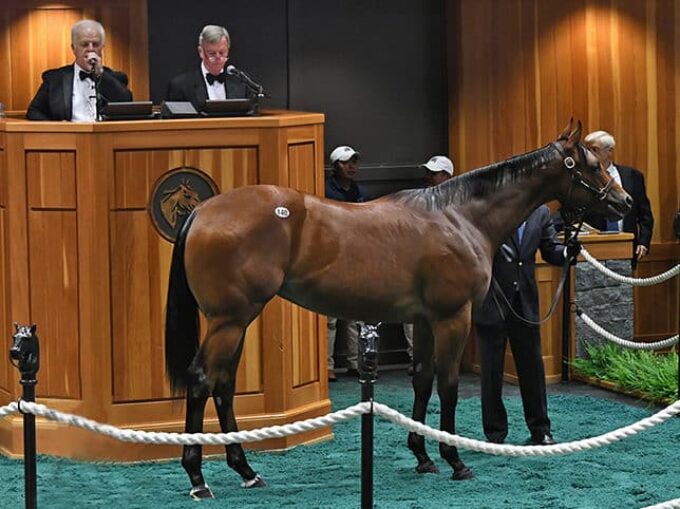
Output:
[421, 155, 454, 176]
[330, 145, 360, 164]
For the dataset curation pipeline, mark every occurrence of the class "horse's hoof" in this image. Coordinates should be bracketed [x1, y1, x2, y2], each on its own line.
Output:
[189, 484, 214, 499]
[241, 474, 267, 488]
[451, 467, 474, 481]
[415, 460, 439, 474]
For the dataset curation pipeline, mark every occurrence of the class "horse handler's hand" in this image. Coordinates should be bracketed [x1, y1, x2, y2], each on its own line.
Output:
[635, 244, 648, 261]
[565, 239, 582, 263]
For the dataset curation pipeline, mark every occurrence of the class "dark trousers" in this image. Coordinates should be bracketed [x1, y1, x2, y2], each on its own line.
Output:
[476, 298, 550, 441]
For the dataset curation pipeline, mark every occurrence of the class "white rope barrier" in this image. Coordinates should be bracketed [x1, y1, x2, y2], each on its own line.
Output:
[577, 310, 679, 350]
[642, 499, 680, 509]
[0, 398, 677, 458]
[580, 248, 679, 286]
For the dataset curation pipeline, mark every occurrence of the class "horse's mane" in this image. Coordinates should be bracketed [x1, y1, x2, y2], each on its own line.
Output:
[386, 144, 556, 211]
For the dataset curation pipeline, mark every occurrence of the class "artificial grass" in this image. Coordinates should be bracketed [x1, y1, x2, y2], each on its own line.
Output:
[1, 371, 679, 508]
[572, 343, 679, 404]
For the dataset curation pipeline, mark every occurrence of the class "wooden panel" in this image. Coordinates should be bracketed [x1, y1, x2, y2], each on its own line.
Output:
[449, 0, 679, 344]
[0, 207, 8, 392]
[111, 146, 263, 402]
[26, 152, 76, 209]
[287, 142, 321, 387]
[0, 1, 149, 113]
[28, 210, 80, 399]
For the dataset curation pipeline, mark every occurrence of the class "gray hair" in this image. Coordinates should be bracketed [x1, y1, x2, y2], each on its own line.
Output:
[198, 25, 230, 47]
[584, 130, 616, 149]
[71, 19, 105, 46]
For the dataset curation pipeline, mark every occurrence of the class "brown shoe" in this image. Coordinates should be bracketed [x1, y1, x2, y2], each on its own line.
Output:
[328, 369, 337, 382]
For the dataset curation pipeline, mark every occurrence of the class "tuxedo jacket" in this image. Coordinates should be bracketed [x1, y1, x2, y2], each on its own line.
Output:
[164, 68, 249, 111]
[583, 164, 654, 251]
[473, 205, 566, 325]
[26, 65, 133, 121]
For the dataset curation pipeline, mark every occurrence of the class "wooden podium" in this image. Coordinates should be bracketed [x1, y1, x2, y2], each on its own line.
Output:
[463, 232, 634, 384]
[0, 111, 332, 460]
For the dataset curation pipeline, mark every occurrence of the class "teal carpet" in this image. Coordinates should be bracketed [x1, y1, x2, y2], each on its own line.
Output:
[1, 371, 679, 508]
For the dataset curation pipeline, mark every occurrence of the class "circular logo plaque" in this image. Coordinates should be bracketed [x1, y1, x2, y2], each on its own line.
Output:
[149, 167, 219, 242]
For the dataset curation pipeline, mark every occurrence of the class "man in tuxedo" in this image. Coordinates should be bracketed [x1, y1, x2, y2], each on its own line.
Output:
[26, 19, 132, 121]
[473, 205, 575, 446]
[583, 130, 654, 267]
[164, 25, 249, 111]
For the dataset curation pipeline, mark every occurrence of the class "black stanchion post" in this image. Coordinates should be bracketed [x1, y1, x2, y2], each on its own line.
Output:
[358, 323, 380, 509]
[9, 323, 40, 509]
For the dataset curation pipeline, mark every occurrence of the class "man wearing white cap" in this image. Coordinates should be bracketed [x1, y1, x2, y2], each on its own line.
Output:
[325, 145, 369, 381]
[422, 155, 455, 187]
[403, 155, 455, 374]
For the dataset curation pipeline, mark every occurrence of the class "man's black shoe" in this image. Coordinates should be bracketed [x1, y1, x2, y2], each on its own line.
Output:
[528, 433, 556, 446]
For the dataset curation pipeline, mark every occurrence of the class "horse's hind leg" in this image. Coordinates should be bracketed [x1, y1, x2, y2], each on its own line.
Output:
[182, 366, 213, 499]
[434, 305, 474, 481]
[213, 381, 265, 488]
[408, 316, 439, 474]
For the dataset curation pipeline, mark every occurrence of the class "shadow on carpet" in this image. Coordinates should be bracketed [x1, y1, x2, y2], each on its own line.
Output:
[1, 371, 679, 508]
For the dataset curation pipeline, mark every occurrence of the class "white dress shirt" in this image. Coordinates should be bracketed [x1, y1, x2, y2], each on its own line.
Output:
[606, 163, 623, 231]
[72, 63, 97, 122]
[201, 62, 226, 101]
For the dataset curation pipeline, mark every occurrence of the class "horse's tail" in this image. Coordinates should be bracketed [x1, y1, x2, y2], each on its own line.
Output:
[165, 210, 199, 395]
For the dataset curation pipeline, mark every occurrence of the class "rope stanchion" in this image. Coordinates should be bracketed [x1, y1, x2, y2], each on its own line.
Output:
[580, 248, 679, 286]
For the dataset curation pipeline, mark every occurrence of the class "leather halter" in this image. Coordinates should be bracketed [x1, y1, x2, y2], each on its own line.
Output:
[551, 141, 615, 225]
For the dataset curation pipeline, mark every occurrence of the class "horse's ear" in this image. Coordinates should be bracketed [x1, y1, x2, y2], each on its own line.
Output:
[29, 324, 37, 334]
[564, 120, 582, 149]
[13, 322, 19, 332]
[558, 118, 574, 141]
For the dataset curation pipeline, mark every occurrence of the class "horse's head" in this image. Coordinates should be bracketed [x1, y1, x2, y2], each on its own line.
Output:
[552, 120, 632, 225]
[9, 323, 40, 376]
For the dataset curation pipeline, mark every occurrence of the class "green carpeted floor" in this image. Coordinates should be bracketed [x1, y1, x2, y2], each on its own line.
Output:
[1, 370, 679, 508]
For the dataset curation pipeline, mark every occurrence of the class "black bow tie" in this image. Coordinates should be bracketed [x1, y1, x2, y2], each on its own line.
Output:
[206, 72, 226, 85]
[79, 70, 97, 81]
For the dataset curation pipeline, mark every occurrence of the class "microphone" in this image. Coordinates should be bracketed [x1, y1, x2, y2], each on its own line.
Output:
[226, 64, 264, 95]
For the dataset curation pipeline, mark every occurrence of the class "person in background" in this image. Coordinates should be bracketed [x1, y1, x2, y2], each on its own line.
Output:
[26, 19, 132, 121]
[325, 145, 369, 381]
[165, 24, 249, 111]
[403, 155, 455, 375]
[473, 206, 579, 446]
[583, 130, 654, 268]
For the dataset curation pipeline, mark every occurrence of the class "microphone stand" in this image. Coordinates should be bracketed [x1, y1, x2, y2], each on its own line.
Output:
[91, 60, 102, 121]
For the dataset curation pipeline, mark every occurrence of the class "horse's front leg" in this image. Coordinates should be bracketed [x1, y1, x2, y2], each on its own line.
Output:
[182, 363, 213, 499]
[408, 316, 439, 474]
[435, 305, 474, 480]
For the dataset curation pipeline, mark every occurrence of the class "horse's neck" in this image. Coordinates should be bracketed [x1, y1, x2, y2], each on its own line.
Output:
[457, 159, 560, 250]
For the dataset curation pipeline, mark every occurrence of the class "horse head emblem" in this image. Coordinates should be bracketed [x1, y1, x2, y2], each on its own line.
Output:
[160, 179, 201, 229]
[10, 323, 40, 376]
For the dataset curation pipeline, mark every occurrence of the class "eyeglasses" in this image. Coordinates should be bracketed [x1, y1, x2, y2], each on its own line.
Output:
[206, 54, 228, 62]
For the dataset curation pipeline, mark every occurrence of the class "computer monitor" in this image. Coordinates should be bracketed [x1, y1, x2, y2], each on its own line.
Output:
[201, 98, 257, 117]
[101, 101, 154, 121]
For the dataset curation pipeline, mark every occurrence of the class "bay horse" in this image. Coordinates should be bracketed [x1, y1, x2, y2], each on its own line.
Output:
[165, 121, 632, 498]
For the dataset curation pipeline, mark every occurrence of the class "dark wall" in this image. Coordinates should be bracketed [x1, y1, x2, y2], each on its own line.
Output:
[148, 0, 447, 197]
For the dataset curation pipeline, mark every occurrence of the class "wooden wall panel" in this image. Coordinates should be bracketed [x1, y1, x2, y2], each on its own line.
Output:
[28, 210, 80, 399]
[0, 207, 8, 393]
[111, 147, 263, 402]
[27, 152, 76, 209]
[0, 0, 148, 113]
[448, 0, 680, 342]
[288, 142, 320, 387]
